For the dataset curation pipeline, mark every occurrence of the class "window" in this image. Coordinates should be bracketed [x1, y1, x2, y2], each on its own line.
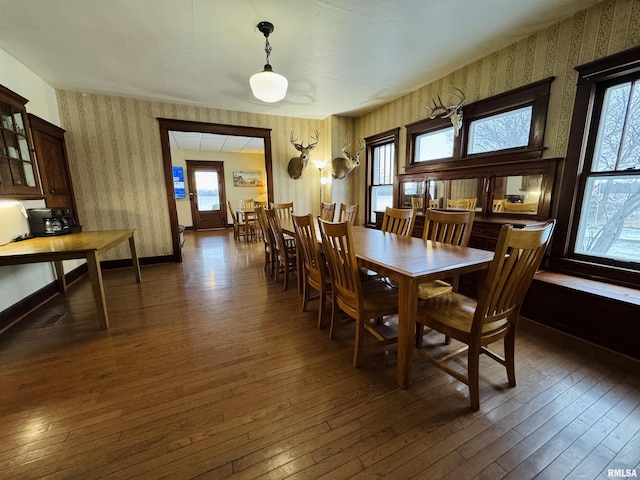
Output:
[573, 79, 640, 265]
[468, 106, 532, 154]
[554, 46, 640, 287]
[405, 77, 552, 173]
[365, 128, 399, 225]
[415, 127, 454, 161]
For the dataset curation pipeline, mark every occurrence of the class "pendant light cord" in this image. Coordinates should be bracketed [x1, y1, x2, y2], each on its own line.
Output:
[264, 37, 272, 65]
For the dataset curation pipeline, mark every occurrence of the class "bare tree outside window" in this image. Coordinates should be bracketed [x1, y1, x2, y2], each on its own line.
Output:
[468, 106, 532, 154]
[575, 81, 640, 263]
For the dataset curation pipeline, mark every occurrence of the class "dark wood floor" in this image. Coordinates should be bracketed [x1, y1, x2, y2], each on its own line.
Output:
[1, 230, 639, 479]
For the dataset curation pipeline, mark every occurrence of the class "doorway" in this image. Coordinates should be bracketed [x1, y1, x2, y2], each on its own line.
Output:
[186, 160, 227, 230]
[158, 118, 274, 262]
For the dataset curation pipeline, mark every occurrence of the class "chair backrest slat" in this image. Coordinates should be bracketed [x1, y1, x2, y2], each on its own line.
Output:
[293, 214, 323, 284]
[338, 203, 358, 224]
[272, 202, 294, 221]
[320, 202, 336, 221]
[240, 198, 254, 211]
[475, 220, 555, 330]
[423, 209, 475, 247]
[446, 198, 477, 210]
[265, 208, 287, 255]
[255, 206, 274, 249]
[227, 201, 239, 226]
[319, 220, 361, 317]
[381, 207, 415, 237]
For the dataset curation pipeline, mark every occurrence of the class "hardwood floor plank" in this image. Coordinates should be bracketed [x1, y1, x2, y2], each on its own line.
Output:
[601, 403, 640, 453]
[534, 414, 619, 479]
[472, 462, 508, 479]
[603, 428, 640, 474]
[565, 444, 617, 479]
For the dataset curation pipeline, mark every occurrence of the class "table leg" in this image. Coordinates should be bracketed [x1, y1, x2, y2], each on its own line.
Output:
[54, 260, 67, 292]
[86, 251, 109, 329]
[128, 234, 142, 283]
[397, 277, 418, 388]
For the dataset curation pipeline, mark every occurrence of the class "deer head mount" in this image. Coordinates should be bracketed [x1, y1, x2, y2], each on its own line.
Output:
[287, 130, 319, 179]
[332, 139, 364, 180]
[426, 87, 466, 137]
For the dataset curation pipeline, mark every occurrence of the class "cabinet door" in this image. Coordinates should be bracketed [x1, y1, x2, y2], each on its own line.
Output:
[29, 114, 77, 219]
[0, 85, 41, 196]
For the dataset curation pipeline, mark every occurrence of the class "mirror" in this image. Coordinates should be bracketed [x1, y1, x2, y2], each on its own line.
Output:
[427, 179, 445, 209]
[493, 174, 542, 214]
[448, 178, 482, 211]
[400, 180, 426, 209]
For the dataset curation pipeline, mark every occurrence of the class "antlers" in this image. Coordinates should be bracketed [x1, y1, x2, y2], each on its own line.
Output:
[340, 138, 365, 161]
[426, 87, 465, 137]
[290, 130, 319, 153]
[426, 87, 465, 119]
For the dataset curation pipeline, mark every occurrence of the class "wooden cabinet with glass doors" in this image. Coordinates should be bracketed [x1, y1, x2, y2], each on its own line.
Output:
[395, 158, 560, 249]
[0, 85, 41, 196]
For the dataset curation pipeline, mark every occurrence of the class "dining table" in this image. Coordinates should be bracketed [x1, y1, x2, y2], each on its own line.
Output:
[280, 217, 494, 388]
[0, 229, 141, 330]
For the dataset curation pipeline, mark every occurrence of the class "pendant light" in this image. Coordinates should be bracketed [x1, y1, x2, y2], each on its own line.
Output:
[250, 21, 288, 103]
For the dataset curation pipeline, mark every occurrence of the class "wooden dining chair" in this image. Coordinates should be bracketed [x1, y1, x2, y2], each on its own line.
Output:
[293, 214, 332, 328]
[429, 198, 440, 209]
[410, 197, 424, 210]
[239, 198, 254, 210]
[272, 202, 294, 221]
[255, 206, 275, 276]
[492, 199, 504, 212]
[380, 207, 416, 237]
[265, 208, 297, 290]
[414, 219, 555, 410]
[418, 209, 475, 299]
[320, 202, 336, 221]
[447, 198, 471, 210]
[503, 201, 538, 213]
[227, 201, 250, 241]
[338, 203, 358, 224]
[415, 209, 476, 347]
[319, 219, 399, 366]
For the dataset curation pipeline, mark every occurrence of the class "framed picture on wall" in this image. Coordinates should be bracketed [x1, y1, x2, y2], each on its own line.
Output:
[233, 171, 263, 187]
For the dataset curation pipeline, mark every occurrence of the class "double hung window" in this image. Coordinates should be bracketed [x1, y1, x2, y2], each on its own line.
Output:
[555, 46, 640, 286]
[365, 129, 399, 225]
[572, 77, 640, 267]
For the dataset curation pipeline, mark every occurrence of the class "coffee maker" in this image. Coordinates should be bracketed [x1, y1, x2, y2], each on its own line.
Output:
[27, 208, 78, 237]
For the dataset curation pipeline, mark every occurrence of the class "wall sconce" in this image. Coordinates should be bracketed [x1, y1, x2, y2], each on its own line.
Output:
[250, 21, 288, 103]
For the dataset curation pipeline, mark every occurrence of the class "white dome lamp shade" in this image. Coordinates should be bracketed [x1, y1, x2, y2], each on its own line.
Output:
[250, 21, 288, 103]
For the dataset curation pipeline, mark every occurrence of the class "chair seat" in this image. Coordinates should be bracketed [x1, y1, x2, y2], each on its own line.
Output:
[360, 280, 399, 315]
[417, 292, 509, 342]
[417, 279, 453, 300]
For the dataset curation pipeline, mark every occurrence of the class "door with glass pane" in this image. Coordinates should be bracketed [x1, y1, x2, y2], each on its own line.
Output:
[186, 160, 227, 230]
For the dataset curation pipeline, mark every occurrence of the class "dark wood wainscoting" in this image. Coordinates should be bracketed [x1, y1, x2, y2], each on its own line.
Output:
[521, 274, 640, 361]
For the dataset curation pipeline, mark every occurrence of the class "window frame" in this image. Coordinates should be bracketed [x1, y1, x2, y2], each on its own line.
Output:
[551, 46, 640, 288]
[365, 128, 399, 226]
[405, 77, 553, 174]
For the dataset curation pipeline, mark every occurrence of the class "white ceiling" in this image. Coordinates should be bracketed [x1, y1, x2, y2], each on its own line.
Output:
[0, 0, 602, 124]
[169, 131, 265, 154]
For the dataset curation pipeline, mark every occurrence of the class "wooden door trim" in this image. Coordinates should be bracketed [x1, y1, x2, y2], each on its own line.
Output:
[186, 160, 227, 230]
[157, 118, 273, 262]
